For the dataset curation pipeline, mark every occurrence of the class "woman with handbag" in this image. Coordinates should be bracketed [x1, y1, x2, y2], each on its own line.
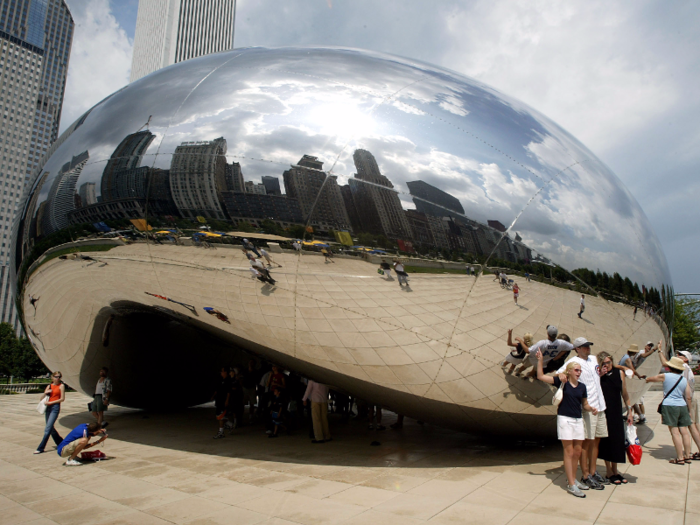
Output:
[536, 350, 597, 498]
[35, 371, 65, 454]
[646, 356, 694, 464]
[596, 352, 634, 484]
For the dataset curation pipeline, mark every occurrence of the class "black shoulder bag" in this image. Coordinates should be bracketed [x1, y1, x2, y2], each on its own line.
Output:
[657, 375, 684, 414]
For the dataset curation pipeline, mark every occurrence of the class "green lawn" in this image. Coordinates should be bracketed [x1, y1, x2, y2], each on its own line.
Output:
[403, 265, 470, 275]
[40, 243, 118, 266]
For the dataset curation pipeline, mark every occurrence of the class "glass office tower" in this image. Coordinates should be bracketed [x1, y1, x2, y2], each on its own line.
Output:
[0, 0, 73, 324]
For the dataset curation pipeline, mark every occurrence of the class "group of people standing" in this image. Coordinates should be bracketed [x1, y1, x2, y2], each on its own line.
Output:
[378, 259, 409, 287]
[529, 329, 698, 497]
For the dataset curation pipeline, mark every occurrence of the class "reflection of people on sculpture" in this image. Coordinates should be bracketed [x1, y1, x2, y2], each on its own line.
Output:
[578, 294, 585, 319]
[203, 307, 230, 324]
[242, 238, 261, 257]
[250, 259, 276, 285]
[242, 248, 256, 261]
[646, 356, 693, 464]
[321, 247, 335, 263]
[501, 329, 532, 375]
[543, 334, 572, 374]
[29, 294, 39, 315]
[659, 348, 700, 460]
[596, 352, 634, 485]
[535, 349, 596, 498]
[379, 259, 392, 279]
[621, 341, 657, 424]
[512, 282, 519, 304]
[259, 247, 281, 268]
[516, 325, 574, 378]
[557, 338, 609, 491]
[393, 259, 409, 287]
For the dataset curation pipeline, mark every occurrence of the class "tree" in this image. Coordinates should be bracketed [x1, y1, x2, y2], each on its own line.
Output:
[673, 298, 700, 351]
[0, 323, 47, 381]
[236, 221, 254, 233]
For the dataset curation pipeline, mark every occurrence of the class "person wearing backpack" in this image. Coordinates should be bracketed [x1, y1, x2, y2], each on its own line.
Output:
[646, 356, 694, 464]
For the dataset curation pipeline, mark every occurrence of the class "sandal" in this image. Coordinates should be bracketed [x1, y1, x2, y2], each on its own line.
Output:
[692, 453, 700, 461]
[669, 458, 687, 465]
[606, 475, 622, 485]
[618, 475, 628, 484]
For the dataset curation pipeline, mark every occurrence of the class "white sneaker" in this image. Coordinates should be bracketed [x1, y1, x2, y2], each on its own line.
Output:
[575, 479, 589, 491]
[567, 485, 586, 498]
[213, 432, 225, 439]
[65, 459, 82, 466]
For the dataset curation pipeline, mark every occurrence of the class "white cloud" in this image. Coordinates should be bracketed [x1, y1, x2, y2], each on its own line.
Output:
[61, 0, 132, 133]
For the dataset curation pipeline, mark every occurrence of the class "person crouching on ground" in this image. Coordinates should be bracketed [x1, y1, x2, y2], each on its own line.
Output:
[57, 422, 107, 466]
[536, 350, 597, 498]
[502, 329, 532, 375]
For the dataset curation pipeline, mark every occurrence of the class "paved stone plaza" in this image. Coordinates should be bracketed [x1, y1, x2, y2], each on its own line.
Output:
[0, 390, 696, 525]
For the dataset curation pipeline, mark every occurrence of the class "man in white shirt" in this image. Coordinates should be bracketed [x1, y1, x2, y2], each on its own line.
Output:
[578, 295, 585, 319]
[302, 380, 331, 443]
[558, 337, 608, 490]
[518, 325, 574, 378]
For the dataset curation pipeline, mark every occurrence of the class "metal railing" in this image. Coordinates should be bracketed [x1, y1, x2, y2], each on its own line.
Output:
[0, 383, 47, 394]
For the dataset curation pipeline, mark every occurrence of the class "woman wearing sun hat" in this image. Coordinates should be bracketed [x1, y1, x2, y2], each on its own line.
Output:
[646, 356, 694, 464]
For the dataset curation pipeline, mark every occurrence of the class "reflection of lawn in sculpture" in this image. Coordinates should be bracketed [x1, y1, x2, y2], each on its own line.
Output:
[22, 243, 664, 435]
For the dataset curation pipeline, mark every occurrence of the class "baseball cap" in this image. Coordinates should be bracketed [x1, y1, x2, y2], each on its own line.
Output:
[678, 351, 692, 361]
[646, 341, 654, 347]
[547, 325, 558, 337]
[573, 337, 594, 348]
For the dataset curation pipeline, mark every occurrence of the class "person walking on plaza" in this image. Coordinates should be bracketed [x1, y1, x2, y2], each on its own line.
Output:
[292, 240, 301, 253]
[380, 259, 393, 280]
[321, 247, 335, 263]
[91, 367, 112, 427]
[646, 356, 694, 464]
[211, 367, 231, 439]
[57, 422, 108, 466]
[578, 295, 585, 318]
[303, 379, 331, 443]
[512, 282, 520, 305]
[536, 350, 596, 498]
[393, 259, 409, 287]
[242, 238, 261, 257]
[260, 247, 281, 268]
[597, 352, 634, 484]
[35, 371, 65, 454]
[557, 338, 608, 490]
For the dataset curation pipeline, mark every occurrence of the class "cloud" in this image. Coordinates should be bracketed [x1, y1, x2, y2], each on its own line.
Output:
[61, 0, 132, 132]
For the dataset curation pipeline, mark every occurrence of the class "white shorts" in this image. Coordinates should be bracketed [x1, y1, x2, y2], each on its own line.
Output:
[582, 410, 608, 439]
[513, 293, 519, 298]
[557, 415, 584, 441]
[504, 353, 525, 365]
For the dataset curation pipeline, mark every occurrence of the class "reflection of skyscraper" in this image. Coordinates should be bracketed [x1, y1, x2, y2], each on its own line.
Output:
[101, 131, 155, 202]
[130, 0, 236, 82]
[78, 182, 97, 207]
[245, 181, 267, 194]
[340, 185, 362, 233]
[407, 180, 465, 217]
[170, 138, 228, 220]
[488, 220, 507, 233]
[42, 151, 89, 235]
[225, 162, 245, 192]
[350, 149, 411, 239]
[283, 155, 351, 231]
[405, 210, 434, 247]
[221, 192, 303, 226]
[261, 176, 281, 196]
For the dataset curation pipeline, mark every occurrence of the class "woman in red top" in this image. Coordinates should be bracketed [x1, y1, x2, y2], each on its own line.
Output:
[513, 283, 520, 305]
[35, 371, 65, 454]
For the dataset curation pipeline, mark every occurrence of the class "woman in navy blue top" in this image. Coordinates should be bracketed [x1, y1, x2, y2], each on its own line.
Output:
[537, 350, 597, 497]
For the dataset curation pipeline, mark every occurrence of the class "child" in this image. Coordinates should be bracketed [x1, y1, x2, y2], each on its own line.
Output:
[513, 283, 520, 304]
[502, 329, 532, 374]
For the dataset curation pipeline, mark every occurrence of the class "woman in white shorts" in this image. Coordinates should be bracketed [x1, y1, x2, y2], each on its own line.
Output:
[536, 350, 598, 498]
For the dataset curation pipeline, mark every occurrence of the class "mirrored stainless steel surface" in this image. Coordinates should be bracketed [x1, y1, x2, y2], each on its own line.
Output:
[11, 47, 671, 435]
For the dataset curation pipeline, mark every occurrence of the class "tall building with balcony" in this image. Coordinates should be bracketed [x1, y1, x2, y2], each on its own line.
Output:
[406, 180, 464, 218]
[0, 0, 74, 324]
[169, 137, 228, 220]
[41, 150, 89, 235]
[261, 176, 281, 196]
[350, 149, 411, 239]
[224, 162, 244, 192]
[130, 0, 236, 82]
[78, 182, 97, 207]
[100, 130, 155, 202]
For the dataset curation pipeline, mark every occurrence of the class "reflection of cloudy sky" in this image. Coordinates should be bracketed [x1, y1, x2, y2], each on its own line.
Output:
[27, 46, 672, 290]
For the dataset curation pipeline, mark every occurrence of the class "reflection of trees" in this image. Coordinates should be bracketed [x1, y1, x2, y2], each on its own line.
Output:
[673, 298, 700, 351]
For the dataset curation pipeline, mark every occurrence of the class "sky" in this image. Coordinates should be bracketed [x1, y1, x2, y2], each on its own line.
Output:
[60, 0, 700, 292]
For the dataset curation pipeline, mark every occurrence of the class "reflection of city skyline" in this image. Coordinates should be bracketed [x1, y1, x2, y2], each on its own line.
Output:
[52, 131, 534, 265]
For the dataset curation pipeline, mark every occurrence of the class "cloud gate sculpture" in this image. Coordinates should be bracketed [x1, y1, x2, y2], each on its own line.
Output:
[12, 47, 673, 436]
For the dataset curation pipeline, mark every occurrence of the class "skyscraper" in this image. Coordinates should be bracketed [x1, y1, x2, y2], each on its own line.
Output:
[406, 180, 464, 217]
[350, 149, 411, 239]
[130, 0, 236, 82]
[41, 150, 89, 235]
[100, 130, 155, 201]
[169, 137, 228, 219]
[261, 175, 281, 196]
[224, 162, 244, 192]
[0, 0, 74, 324]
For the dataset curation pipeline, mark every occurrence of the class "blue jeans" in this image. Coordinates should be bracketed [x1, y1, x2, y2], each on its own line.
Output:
[37, 404, 63, 452]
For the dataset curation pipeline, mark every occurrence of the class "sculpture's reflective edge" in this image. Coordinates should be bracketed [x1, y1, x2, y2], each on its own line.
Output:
[10, 47, 672, 436]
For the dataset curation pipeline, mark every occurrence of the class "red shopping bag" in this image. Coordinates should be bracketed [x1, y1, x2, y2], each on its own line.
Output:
[80, 450, 106, 460]
[625, 424, 642, 465]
